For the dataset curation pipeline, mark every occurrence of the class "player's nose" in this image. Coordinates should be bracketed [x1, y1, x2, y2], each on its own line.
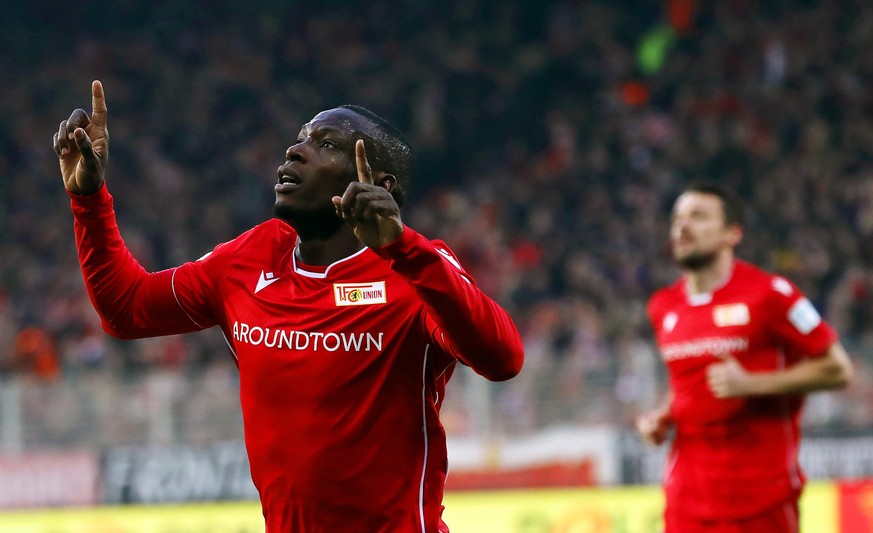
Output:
[285, 144, 305, 162]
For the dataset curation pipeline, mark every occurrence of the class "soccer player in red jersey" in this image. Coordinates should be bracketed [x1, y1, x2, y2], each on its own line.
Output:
[636, 183, 853, 532]
[53, 81, 524, 533]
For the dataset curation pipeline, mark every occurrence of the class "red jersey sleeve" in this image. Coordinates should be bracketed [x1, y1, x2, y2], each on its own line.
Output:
[373, 226, 524, 381]
[70, 185, 223, 338]
[646, 292, 664, 335]
[764, 275, 837, 359]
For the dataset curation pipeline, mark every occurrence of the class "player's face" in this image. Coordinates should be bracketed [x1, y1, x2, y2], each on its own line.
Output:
[274, 108, 368, 236]
[669, 192, 737, 270]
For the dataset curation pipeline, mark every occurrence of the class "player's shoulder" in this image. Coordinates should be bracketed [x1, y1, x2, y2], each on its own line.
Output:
[429, 239, 457, 258]
[648, 279, 684, 315]
[733, 260, 800, 299]
[726, 262, 814, 323]
[257, 218, 297, 239]
[733, 260, 772, 282]
[234, 218, 296, 247]
[196, 219, 296, 263]
[432, 239, 470, 273]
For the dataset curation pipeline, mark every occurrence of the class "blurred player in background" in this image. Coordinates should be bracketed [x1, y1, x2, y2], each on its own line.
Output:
[53, 80, 524, 533]
[636, 182, 853, 532]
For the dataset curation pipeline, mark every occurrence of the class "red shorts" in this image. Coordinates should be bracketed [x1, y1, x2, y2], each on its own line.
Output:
[664, 498, 799, 533]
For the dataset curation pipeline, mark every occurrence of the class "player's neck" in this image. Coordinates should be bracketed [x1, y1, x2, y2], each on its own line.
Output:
[295, 230, 366, 266]
[684, 253, 735, 295]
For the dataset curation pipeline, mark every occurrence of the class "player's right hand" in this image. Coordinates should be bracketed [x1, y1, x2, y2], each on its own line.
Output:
[52, 80, 108, 195]
[635, 409, 673, 446]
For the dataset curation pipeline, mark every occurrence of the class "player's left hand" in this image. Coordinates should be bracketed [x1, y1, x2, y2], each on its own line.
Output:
[707, 353, 752, 398]
[333, 139, 403, 248]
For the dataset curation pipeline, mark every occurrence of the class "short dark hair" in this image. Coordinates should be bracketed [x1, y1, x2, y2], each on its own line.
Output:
[683, 181, 745, 227]
[340, 105, 413, 207]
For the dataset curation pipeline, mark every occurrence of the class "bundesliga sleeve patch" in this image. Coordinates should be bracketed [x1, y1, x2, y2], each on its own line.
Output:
[334, 282, 387, 306]
[788, 297, 821, 335]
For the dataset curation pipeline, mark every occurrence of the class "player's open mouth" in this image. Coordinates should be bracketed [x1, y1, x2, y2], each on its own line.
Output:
[276, 172, 302, 193]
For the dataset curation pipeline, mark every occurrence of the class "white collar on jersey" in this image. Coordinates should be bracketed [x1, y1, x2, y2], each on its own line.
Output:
[687, 292, 713, 306]
[683, 260, 737, 306]
[291, 239, 369, 279]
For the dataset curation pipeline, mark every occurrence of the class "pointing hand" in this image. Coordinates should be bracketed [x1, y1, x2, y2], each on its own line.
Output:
[332, 139, 403, 248]
[52, 80, 109, 195]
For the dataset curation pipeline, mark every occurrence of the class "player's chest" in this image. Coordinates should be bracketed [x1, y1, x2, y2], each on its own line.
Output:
[220, 265, 419, 332]
[655, 299, 773, 367]
[658, 300, 767, 340]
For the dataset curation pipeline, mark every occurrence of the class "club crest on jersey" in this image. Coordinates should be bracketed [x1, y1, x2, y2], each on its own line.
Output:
[713, 303, 750, 327]
[334, 282, 387, 306]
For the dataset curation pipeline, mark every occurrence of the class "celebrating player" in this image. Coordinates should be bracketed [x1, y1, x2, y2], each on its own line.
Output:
[636, 182, 853, 532]
[53, 80, 524, 533]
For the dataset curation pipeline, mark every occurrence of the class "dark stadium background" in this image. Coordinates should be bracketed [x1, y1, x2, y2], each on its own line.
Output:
[2, 1, 873, 531]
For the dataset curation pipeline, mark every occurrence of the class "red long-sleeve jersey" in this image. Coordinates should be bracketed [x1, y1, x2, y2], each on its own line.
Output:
[70, 185, 524, 533]
[647, 260, 837, 520]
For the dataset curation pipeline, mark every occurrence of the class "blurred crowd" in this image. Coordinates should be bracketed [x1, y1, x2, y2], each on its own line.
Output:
[3, 0, 873, 448]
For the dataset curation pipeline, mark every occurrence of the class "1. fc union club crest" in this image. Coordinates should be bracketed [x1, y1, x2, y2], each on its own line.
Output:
[333, 282, 387, 306]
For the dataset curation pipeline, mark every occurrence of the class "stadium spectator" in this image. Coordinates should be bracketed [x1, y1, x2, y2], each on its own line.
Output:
[0, 289, 17, 376]
[11, 326, 61, 381]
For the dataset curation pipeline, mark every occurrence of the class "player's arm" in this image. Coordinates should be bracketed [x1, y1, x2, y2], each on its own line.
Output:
[707, 342, 852, 398]
[638, 296, 675, 445]
[335, 140, 523, 381]
[54, 81, 216, 339]
[373, 228, 524, 381]
[636, 389, 674, 446]
[708, 279, 853, 398]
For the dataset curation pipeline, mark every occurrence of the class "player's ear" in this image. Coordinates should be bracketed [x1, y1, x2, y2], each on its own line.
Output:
[726, 224, 743, 247]
[375, 172, 396, 192]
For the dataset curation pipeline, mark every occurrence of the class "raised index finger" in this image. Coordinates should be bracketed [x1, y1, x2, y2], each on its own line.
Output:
[355, 139, 374, 185]
[91, 80, 107, 128]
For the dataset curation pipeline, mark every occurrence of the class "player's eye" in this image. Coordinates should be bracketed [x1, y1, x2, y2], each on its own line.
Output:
[320, 140, 337, 148]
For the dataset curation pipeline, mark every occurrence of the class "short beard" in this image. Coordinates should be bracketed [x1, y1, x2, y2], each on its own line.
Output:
[676, 251, 717, 271]
[274, 203, 344, 241]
